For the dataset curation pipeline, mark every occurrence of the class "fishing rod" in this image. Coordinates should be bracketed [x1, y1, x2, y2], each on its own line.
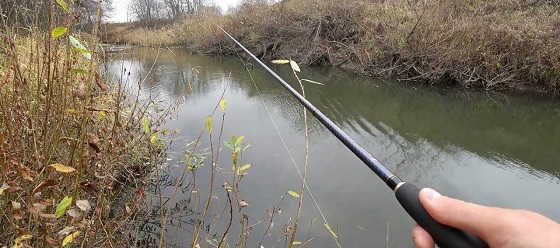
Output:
[219, 27, 487, 248]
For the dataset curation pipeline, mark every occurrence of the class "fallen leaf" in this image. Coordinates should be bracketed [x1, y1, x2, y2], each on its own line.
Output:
[49, 163, 76, 173]
[11, 201, 22, 210]
[39, 213, 57, 219]
[65, 109, 81, 115]
[0, 183, 8, 195]
[67, 209, 82, 219]
[18, 163, 35, 181]
[271, 59, 290, 64]
[45, 235, 57, 247]
[301, 79, 325, 85]
[76, 200, 91, 212]
[61, 231, 80, 247]
[32, 203, 47, 212]
[31, 180, 58, 195]
[13, 234, 32, 248]
[58, 226, 76, 237]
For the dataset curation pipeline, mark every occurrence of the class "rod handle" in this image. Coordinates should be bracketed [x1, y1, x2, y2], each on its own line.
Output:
[395, 183, 489, 248]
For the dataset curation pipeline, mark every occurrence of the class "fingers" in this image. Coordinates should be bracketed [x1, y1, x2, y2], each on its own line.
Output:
[418, 188, 507, 240]
[412, 225, 434, 248]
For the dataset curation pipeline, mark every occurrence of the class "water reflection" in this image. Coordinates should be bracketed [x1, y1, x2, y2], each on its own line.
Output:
[106, 48, 560, 247]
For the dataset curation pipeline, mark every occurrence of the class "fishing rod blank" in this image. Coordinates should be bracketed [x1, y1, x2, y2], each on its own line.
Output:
[219, 27, 487, 248]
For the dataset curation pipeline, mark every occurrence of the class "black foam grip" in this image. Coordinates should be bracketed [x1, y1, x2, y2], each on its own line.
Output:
[395, 183, 488, 248]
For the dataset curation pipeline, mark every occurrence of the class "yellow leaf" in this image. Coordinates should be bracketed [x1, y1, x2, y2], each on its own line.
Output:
[98, 111, 107, 118]
[49, 163, 76, 173]
[301, 79, 324, 85]
[290, 60, 301, 72]
[219, 99, 227, 111]
[56, 0, 69, 12]
[236, 164, 251, 175]
[292, 241, 302, 245]
[205, 116, 213, 133]
[65, 109, 81, 115]
[234, 136, 245, 145]
[62, 231, 80, 247]
[324, 222, 339, 239]
[13, 234, 32, 248]
[271, 59, 290, 64]
[287, 190, 300, 198]
[0, 183, 8, 196]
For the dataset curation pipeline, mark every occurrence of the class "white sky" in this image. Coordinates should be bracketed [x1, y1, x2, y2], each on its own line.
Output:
[107, 0, 242, 22]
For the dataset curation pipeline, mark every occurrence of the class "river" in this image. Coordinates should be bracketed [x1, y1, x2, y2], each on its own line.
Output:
[106, 48, 560, 248]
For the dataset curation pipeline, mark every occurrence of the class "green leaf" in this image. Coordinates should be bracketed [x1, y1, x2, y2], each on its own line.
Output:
[290, 60, 301, 72]
[242, 144, 251, 152]
[70, 68, 88, 74]
[150, 133, 159, 144]
[69, 35, 91, 60]
[271, 59, 290, 64]
[56, 0, 69, 12]
[234, 136, 245, 146]
[287, 190, 300, 198]
[142, 117, 150, 135]
[51, 27, 67, 38]
[236, 164, 252, 175]
[219, 99, 227, 111]
[223, 141, 234, 150]
[55, 196, 73, 218]
[205, 116, 213, 133]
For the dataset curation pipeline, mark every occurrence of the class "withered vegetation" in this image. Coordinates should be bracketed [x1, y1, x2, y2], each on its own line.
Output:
[105, 0, 560, 95]
[1, 1, 168, 247]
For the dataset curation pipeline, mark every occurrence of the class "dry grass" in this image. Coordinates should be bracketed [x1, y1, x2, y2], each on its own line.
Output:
[1, 16, 165, 248]
[105, 0, 560, 95]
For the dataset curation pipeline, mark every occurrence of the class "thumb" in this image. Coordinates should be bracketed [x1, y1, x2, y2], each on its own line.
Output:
[419, 188, 507, 241]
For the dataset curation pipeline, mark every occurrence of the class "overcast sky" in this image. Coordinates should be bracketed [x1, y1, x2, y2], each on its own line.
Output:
[107, 0, 243, 22]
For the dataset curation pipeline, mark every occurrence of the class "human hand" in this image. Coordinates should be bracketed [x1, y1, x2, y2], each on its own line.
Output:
[412, 188, 560, 248]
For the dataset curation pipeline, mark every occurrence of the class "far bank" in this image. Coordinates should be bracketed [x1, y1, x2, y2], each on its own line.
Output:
[103, 0, 560, 97]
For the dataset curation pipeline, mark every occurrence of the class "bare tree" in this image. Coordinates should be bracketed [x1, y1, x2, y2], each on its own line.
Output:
[128, 0, 212, 25]
[0, 0, 112, 30]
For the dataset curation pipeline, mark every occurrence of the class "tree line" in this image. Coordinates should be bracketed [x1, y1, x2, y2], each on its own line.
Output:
[128, 0, 221, 25]
[0, 0, 112, 30]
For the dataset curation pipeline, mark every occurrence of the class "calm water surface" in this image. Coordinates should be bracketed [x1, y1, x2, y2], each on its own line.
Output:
[107, 48, 560, 247]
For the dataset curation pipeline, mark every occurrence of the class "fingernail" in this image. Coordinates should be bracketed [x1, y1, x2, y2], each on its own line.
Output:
[424, 188, 441, 202]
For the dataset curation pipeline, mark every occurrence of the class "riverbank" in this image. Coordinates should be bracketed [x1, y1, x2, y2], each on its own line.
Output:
[103, 0, 560, 96]
[0, 31, 164, 246]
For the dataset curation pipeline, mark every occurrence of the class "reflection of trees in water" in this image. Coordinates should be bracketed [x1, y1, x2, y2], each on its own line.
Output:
[373, 122, 560, 184]
[107, 47, 560, 175]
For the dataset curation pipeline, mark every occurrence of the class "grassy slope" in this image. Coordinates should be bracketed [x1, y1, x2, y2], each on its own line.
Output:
[104, 0, 560, 95]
